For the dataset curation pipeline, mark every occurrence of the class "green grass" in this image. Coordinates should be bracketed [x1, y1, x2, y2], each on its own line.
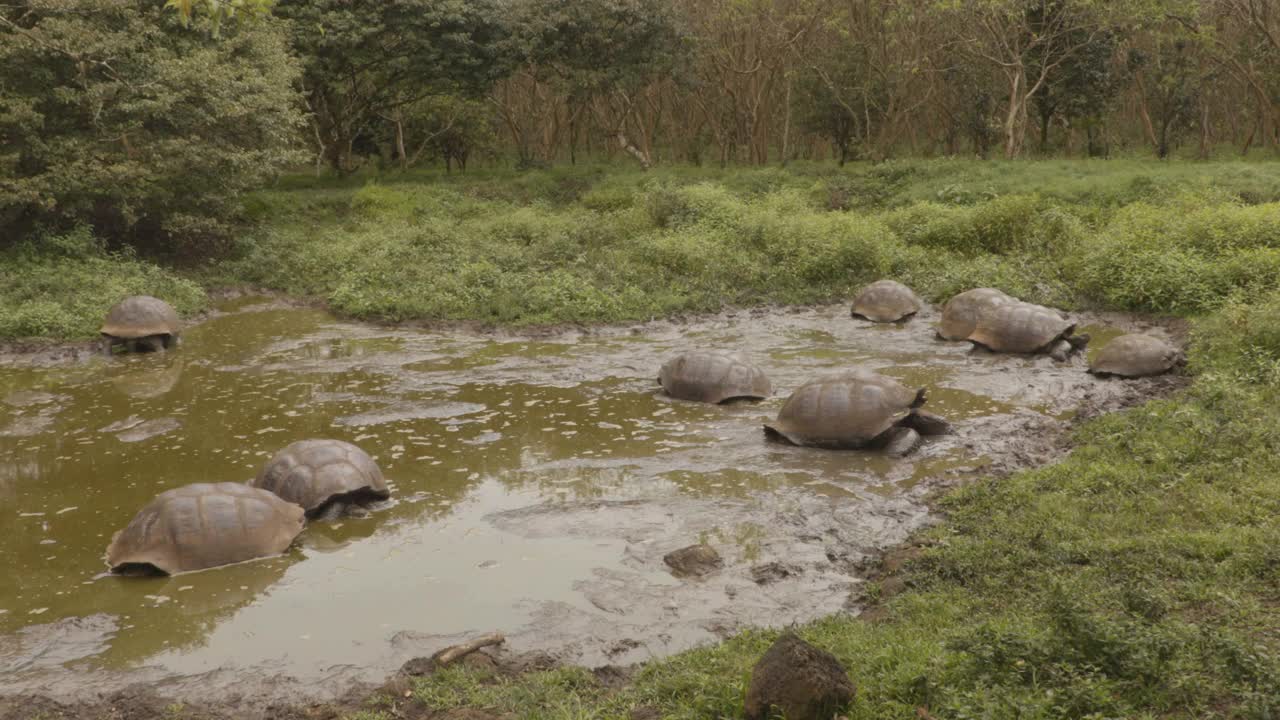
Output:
[7, 159, 1280, 340]
[194, 159, 1280, 331]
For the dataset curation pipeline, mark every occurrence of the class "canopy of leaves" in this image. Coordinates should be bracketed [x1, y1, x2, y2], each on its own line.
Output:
[0, 0, 304, 252]
[510, 0, 692, 94]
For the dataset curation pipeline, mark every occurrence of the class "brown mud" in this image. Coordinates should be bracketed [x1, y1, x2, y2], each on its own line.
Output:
[0, 299, 1185, 719]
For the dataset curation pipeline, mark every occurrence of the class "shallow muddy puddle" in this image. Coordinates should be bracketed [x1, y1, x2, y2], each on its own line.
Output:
[0, 300, 1178, 701]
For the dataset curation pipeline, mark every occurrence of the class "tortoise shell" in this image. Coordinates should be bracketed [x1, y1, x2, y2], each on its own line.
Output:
[851, 280, 923, 323]
[1089, 334, 1182, 377]
[763, 370, 925, 449]
[937, 288, 1011, 341]
[968, 301, 1075, 354]
[100, 296, 181, 340]
[659, 351, 771, 404]
[252, 439, 389, 516]
[106, 483, 304, 575]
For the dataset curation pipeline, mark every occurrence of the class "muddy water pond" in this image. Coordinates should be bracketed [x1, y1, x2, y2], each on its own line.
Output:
[0, 299, 1176, 701]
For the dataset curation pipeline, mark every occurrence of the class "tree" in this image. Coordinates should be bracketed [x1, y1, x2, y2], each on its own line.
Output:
[1131, 29, 1204, 158]
[1028, 23, 1122, 154]
[947, 0, 1107, 158]
[274, 0, 512, 175]
[387, 96, 496, 172]
[0, 0, 303, 251]
[502, 0, 692, 169]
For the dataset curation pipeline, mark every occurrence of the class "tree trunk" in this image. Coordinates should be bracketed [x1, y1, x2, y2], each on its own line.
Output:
[617, 130, 651, 169]
[780, 73, 792, 167]
[1039, 108, 1052, 154]
[395, 113, 407, 171]
[1002, 69, 1025, 159]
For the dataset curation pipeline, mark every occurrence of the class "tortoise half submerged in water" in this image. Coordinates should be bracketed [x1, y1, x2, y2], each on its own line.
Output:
[658, 351, 771, 404]
[763, 370, 950, 456]
[252, 439, 390, 520]
[106, 483, 304, 575]
[1089, 334, 1183, 378]
[100, 295, 181, 354]
[851, 280, 923, 323]
[968, 301, 1088, 361]
[937, 288, 1012, 341]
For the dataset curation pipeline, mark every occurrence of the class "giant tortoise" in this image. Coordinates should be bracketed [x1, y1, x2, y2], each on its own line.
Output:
[252, 439, 390, 520]
[100, 296, 181, 354]
[1088, 334, 1183, 378]
[851, 280, 923, 323]
[658, 350, 771, 404]
[106, 483, 304, 575]
[967, 301, 1088, 361]
[763, 370, 950, 456]
[937, 288, 1012, 341]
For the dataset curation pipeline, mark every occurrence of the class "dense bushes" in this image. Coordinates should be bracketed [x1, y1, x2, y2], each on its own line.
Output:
[0, 1, 303, 252]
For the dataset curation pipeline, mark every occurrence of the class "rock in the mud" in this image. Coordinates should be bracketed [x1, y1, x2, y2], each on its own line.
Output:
[751, 561, 802, 585]
[399, 650, 497, 677]
[663, 543, 723, 578]
[743, 633, 855, 720]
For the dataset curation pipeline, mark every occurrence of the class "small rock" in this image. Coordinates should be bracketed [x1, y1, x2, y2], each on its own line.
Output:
[399, 656, 437, 677]
[663, 543, 722, 578]
[743, 633, 855, 720]
[751, 561, 802, 585]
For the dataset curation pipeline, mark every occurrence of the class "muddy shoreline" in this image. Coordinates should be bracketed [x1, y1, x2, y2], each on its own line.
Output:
[0, 298, 1189, 719]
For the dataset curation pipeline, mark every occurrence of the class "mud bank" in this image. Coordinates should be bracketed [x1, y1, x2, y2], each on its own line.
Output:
[0, 300, 1185, 715]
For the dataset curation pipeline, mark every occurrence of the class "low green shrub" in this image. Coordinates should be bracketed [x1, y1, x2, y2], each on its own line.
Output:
[0, 229, 205, 340]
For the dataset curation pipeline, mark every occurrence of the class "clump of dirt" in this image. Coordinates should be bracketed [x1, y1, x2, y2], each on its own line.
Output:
[743, 632, 855, 720]
[663, 543, 724, 578]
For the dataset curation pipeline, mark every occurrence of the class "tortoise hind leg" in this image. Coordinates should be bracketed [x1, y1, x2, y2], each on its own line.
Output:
[1048, 339, 1072, 362]
[877, 426, 920, 457]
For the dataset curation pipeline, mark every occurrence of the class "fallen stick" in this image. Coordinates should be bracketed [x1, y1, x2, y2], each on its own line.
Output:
[431, 632, 505, 666]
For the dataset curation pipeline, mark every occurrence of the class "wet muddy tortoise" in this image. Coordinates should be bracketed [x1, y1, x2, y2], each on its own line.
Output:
[850, 280, 923, 323]
[100, 295, 181, 354]
[937, 288, 1012, 341]
[252, 439, 391, 520]
[967, 300, 1089, 361]
[1088, 334, 1184, 378]
[106, 482, 305, 575]
[763, 369, 950, 456]
[658, 350, 772, 404]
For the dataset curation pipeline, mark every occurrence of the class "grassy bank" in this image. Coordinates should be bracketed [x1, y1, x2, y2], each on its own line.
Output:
[205, 158, 1280, 327]
[5, 159, 1280, 340]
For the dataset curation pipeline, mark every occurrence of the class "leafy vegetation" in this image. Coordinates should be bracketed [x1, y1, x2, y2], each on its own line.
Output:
[0, 0, 303, 251]
[189, 160, 1280, 331]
